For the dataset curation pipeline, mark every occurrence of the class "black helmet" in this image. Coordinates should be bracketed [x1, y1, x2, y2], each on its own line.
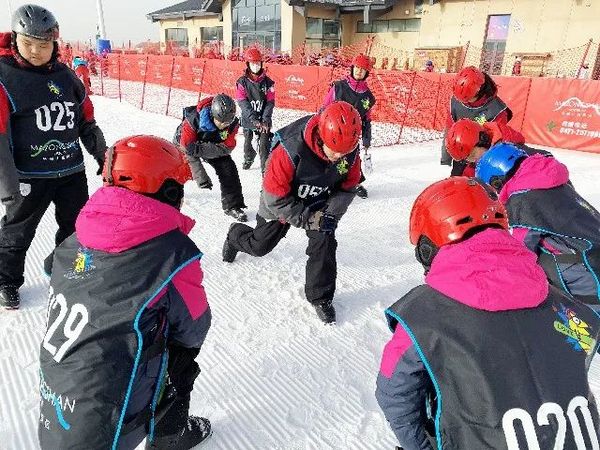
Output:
[211, 94, 236, 125]
[12, 4, 59, 41]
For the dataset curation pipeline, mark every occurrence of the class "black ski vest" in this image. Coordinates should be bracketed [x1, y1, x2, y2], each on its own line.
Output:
[236, 74, 275, 128]
[333, 79, 375, 120]
[273, 115, 358, 210]
[386, 284, 600, 450]
[507, 184, 600, 303]
[450, 95, 511, 125]
[0, 60, 85, 178]
[38, 230, 201, 450]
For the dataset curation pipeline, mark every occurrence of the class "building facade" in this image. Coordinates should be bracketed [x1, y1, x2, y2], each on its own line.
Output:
[147, 0, 600, 75]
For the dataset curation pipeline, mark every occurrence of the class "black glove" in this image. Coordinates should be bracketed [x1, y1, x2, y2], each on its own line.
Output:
[258, 122, 270, 134]
[308, 210, 338, 234]
[95, 157, 105, 176]
[197, 179, 213, 190]
[319, 212, 337, 234]
[1, 193, 20, 206]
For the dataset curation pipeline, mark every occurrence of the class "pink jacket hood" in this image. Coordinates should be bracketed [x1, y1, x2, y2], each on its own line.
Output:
[344, 74, 370, 93]
[76, 186, 195, 253]
[499, 154, 570, 203]
[426, 228, 548, 311]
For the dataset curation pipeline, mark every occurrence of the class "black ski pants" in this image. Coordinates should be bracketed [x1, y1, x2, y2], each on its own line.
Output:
[243, 129, 272, 173]
[227, 215, 338, 305]
[0, 171, 88, 287]
[189, 154, 246, 210]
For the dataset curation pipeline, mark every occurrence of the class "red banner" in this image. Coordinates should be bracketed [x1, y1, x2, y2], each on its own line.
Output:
[494, 76, 532, 133]
[201, 60, 246, 97]
[522, 78, 600, 153]
[118, 54, 148, 82]
[268, 65, 333, 112]
[171, 58, 206, 91]
[145, 55, 175, 87]
[97, 55, 600, 153]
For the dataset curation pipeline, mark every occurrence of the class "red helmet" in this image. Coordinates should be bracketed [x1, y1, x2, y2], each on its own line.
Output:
[453, 66, 485, 103]
[352, 53, 372, 71]
[409, 177, 508, 248]
[318, 101, 362, 154]
[245, 47, 262, 63]
[103, 135, 192, 194]
[445, 119, 486, 161]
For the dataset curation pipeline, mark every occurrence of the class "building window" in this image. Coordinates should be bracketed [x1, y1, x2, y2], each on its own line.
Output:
[306, 17, 341, 49]
[357, 18, 421, 33]
[414, 0, 424, 15]
[165, 28, 188, 46]
[232, 0, 281, 51]
[201, 26, 223, 44]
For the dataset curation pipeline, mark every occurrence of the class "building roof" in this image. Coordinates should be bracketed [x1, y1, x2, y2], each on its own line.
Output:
[146, 0, 222, 22]
[285, 0, 399, 8]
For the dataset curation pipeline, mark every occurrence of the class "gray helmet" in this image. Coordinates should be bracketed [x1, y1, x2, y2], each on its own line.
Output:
[12, 4, 59, 41]
[211, 94, 236, 125]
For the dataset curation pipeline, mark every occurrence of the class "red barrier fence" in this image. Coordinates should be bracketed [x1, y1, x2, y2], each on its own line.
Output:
[95, 54, 600, 154]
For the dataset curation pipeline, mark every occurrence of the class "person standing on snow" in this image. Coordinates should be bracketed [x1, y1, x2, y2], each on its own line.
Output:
[444, 118, 550, 176]
[376, 177, 600, 450]
[175, 93, 248, 222]
[236, 47, 275, 173]
[0, 4, 107, 310]
[476, 143, 600, 308]
[440, 66, 524, 172]
[322, 53, 375, 199]
[222, 101, 362, 324]
[38, 136, 212, 450]
[73, 56, 93, 95]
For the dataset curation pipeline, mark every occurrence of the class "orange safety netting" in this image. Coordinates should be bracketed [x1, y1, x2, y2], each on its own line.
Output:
[89, 52, 600, 153]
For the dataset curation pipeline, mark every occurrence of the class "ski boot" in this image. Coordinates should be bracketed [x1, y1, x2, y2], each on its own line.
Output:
[314, 301, 336, 324]
[224, 207, 248, 222]
[0, 284, 20, 310]
[355, 185, 368, 199]
[242, 148, 257, 170]
[146, 416, 212, 449]
[222, 225, 239, 263]
[242, 156, 255, 170]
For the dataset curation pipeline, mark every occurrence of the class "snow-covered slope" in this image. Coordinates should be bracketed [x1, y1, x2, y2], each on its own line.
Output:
[1, 96, 600, 449]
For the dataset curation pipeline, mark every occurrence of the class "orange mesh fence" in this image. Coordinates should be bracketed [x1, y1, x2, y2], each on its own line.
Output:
[461, 41, 600, 80]
[91, 54, 600, 153]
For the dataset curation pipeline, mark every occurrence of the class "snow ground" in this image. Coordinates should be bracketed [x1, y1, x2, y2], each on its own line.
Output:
[1, 96, 600, 450]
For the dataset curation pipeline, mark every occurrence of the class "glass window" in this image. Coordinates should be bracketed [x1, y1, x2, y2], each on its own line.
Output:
[306, 18, 322, 37]
[256, 5, 276, 31]
[237, 7, 255, 32]
[323, 19, 340, 38]
[373, 20, 388, 33]
[232, 0, 281, 50]
[274, 4, 281, 30]
[357, 21, 371, 33]
[388, 20, 404, 32]
[201, 26, 223, 43]
[165, 28, 188, 46]
[486, 15, 511, 41]
[414, 0, 424, 15]
[404, 18, 421, 32]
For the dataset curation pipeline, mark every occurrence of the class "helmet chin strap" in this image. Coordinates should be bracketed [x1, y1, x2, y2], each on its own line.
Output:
[415, 236, 439, 274]
[104, 145, 116, 185]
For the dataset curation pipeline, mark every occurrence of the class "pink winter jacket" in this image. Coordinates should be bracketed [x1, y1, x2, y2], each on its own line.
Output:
[375, 228, 548, 449]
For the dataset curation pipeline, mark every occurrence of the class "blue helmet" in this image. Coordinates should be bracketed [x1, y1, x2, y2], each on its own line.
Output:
[475, 143, 527, 189]
[73, 56, 87, 68]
